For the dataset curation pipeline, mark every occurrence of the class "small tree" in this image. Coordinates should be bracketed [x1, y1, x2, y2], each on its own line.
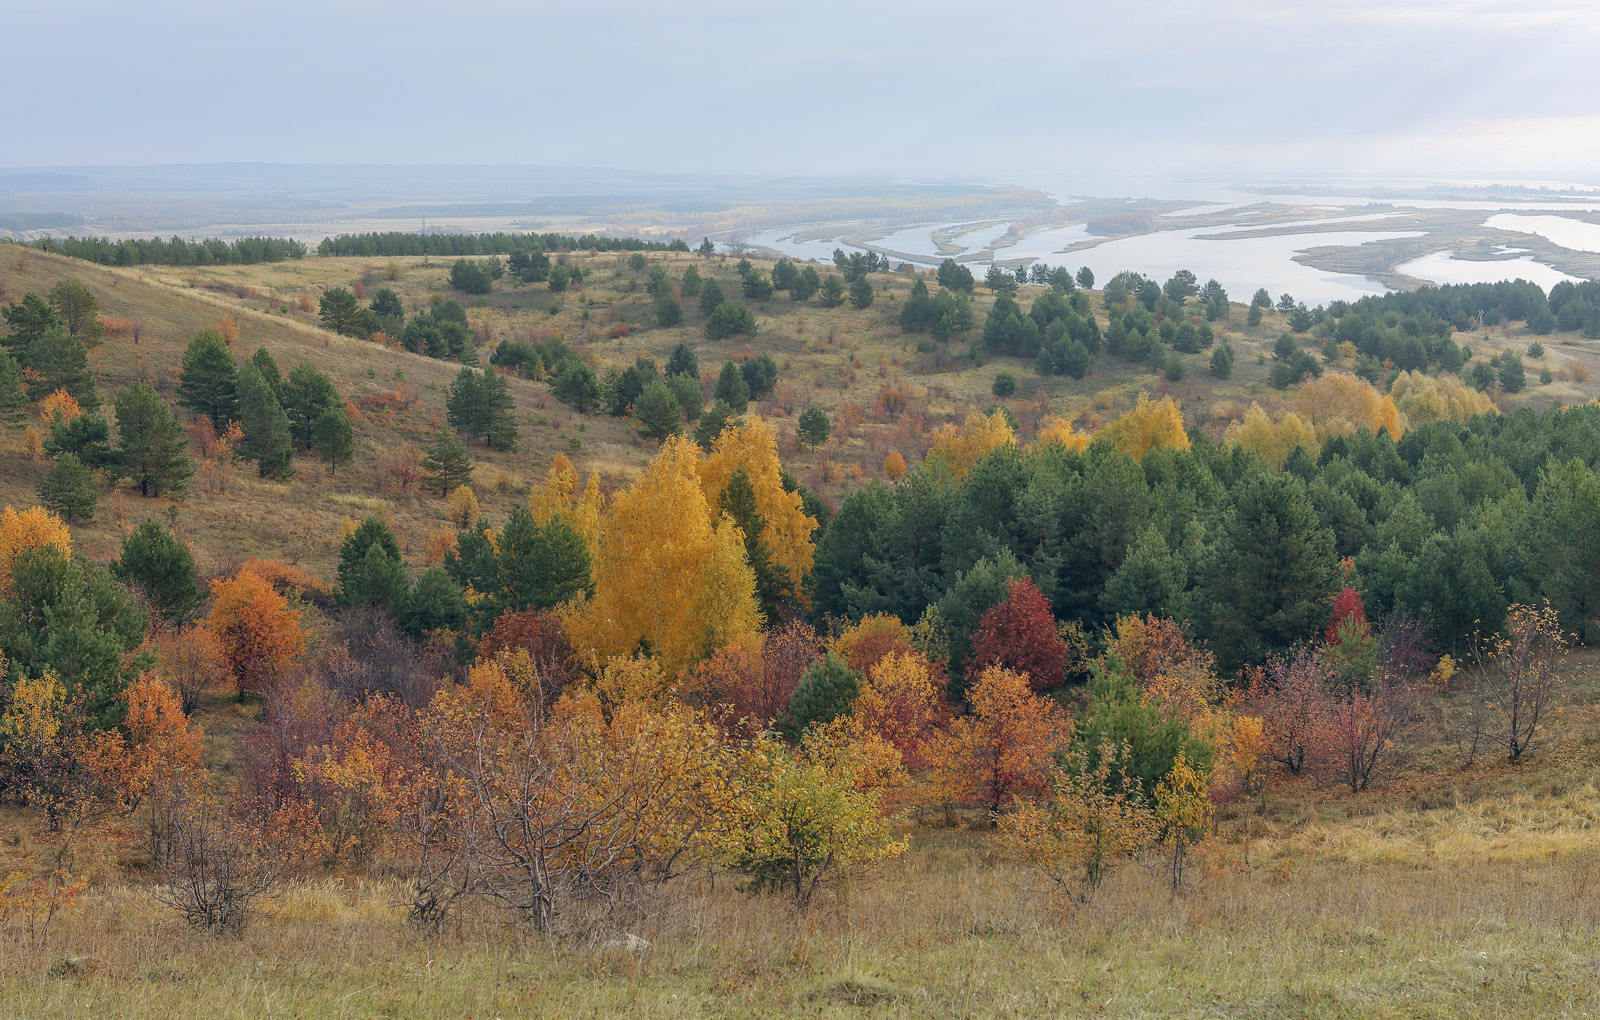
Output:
[1470, 601, 1568, 762]
[111, 383, 193, 497]
[926, 665, 1069, 818]
[1153, 752, 1211, 894]
[848, 276, 875, 309]
[796, 406, 830, 449]
[968, 578, 1067, 691]
[37, 453, 98, 523]
[149, 788, 282, 936]
[422, 429, 473, 496]
[175, 329, 240, 428]
[446, 484, 480, 529]
[714, 361, 750, 413]
[48, 280, 102, 345]
[818, 274, 846, 308]
[311, 406, 354, 475]
[318, 287, 362, 336]
[113, 518, 202, 625]
[236, 363, 294, 478]
[723, 736, 906, 908]
[634, 377, 682, 441]
[998, 739, 1156, 904]
[788, 651, 861, 735]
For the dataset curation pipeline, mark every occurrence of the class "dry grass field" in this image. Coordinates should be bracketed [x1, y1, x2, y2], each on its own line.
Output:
[3, 657, 1600, 1019]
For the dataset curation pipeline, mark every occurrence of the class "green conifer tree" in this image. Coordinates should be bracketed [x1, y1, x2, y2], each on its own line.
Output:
[236, 362, 295, 477]
[175, 329, 240, 428]
[111, 383, 192, 497]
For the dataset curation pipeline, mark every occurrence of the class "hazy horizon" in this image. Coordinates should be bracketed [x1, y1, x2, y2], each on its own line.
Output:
[8, 0, 1600, 182]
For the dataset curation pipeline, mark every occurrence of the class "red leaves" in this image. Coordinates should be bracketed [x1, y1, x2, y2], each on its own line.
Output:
[1325, 587, 1369, 645]
[969, 578, 1066, 691]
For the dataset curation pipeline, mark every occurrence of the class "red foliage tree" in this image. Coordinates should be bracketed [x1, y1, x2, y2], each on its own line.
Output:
[689, 621, 824, 732]
[968, 578, 1067, 691]
[1324, 586, 1369, 644]
[477, 609, 579, 693]
[1245, 648, 1332, 776]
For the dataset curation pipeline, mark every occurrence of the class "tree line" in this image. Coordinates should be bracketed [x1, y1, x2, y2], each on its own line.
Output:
[316, 232, 687, 258]
[28, 235, 307, 266]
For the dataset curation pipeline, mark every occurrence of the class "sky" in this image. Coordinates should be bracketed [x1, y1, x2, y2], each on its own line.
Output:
[7, 0, 1600, 184]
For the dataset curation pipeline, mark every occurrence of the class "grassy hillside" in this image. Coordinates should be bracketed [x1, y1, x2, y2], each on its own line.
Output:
[5, 244, 1600, 1018]
[3, 244, 1594, 580]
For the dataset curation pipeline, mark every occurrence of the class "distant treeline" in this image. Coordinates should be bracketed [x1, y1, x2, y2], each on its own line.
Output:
[31, 235, 308, 266]
[1332, 278, 1600, 336]
[315, 232, 689, 257]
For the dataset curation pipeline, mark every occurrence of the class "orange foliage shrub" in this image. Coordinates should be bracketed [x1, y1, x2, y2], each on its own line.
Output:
[236, 557, 329, 596]
[39, 389, 83, 426]
[206, 570, 306, 695]
[154, 624, 232, 713]
[832, 614, 914, 674]
[421, 528, 458, 566]
[883, 451, 907, 479]
[925, 665, 1070, 815]
[875, 380, 913, 419]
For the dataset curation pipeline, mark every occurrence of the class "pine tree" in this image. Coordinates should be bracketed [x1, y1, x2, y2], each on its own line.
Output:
[1100, 526, 1188, 621]
[698, 278, 726, 317]
[175, 329, 239, 428]
[281, 361, 339, 451]
[797, 406, 831, 449]
[715, 361, 750, 414]
[551, 360, 602, 413]
[338, 516, 407, 613]
[44, 411, 115, 469]
[0, 352, 28, 427]
[493, 505, 593, 615]
[236, 362, 295, 477]
[421, 428, 473, 496]
[48, 280, 101, 344]
[2, 292, 62, 360]
[634, 377, 682, 441]
[696, 398, 735, 451]
[111, 383, 192, 497]
[38, 452, 98, 523]
[1198, 470, 1339, 673]
[312, 405, 354, 475]
[0, 544, 149, 728]
[819, 274, 846, 308]
[401, 566, 469, 637]
[788, 651, 862, 734]
[849, 276, 875, 309]
[446, 367, 487, 439]
[112, 518, 201, 624]
[26, 328, 98, 409]
[479, 368, 519, 450]
[250, 347, 283, 398]
[719, 466, 792, 620]
[666, 343, 699, 380]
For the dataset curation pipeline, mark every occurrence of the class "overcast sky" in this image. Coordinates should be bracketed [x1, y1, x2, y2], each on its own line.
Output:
[9, 0, 1600, 183]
